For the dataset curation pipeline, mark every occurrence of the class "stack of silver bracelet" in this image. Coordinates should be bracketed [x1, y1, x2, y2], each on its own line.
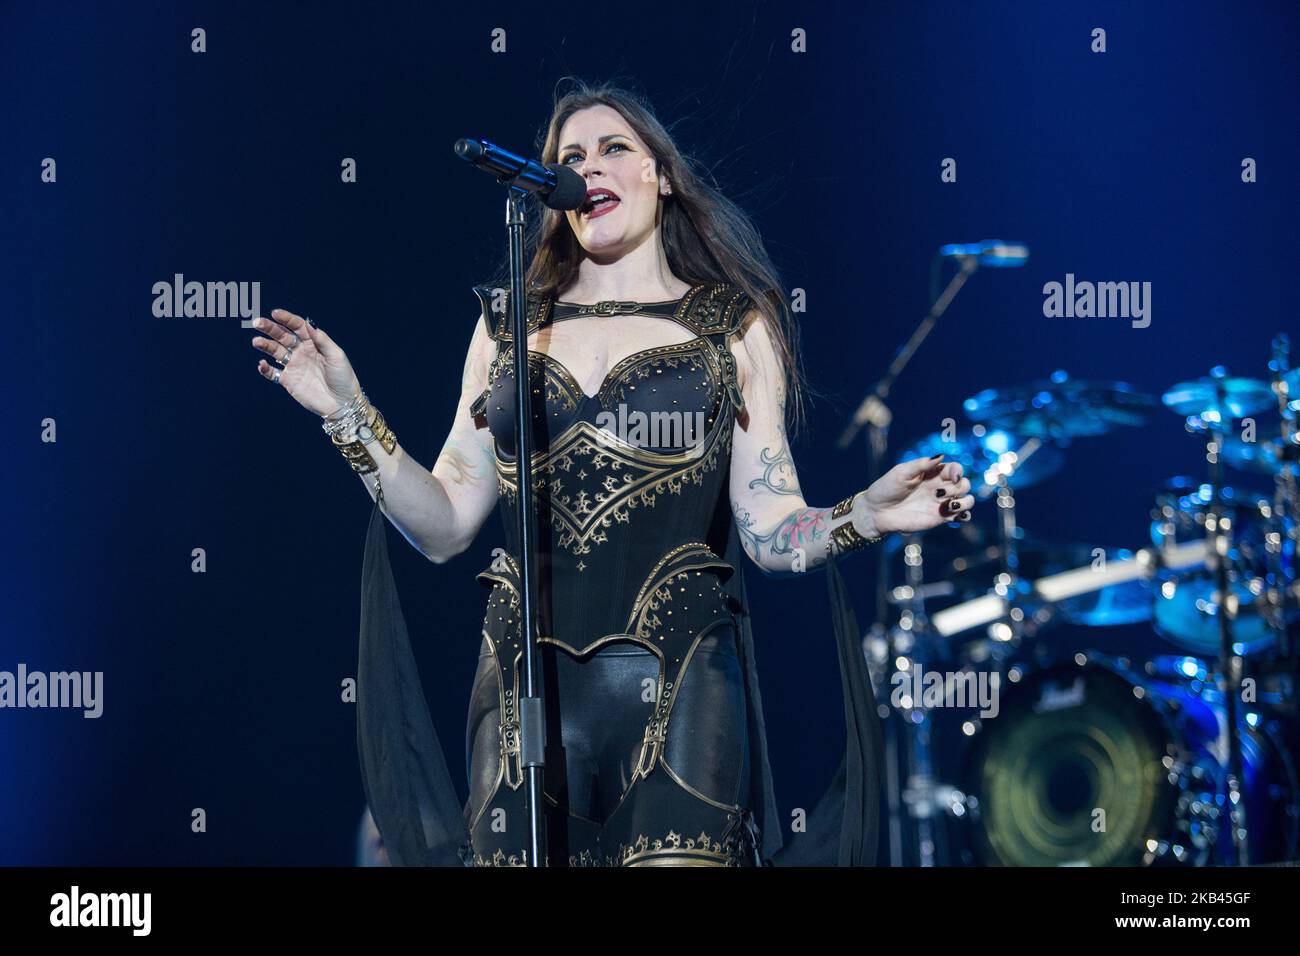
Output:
[322, 387, 398, 508]
[321, 389, 372, 439]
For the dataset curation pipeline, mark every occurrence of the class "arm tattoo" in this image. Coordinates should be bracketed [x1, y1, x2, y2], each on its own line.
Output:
[436, 444, 475, 485]
[779, 507, 832, 550]
[436, 435, 493, 486]
[734, 504, 834, 570]
[732, 357, 876, 573]
[747, 439, 801, 496]
[734, 499, 878, 575]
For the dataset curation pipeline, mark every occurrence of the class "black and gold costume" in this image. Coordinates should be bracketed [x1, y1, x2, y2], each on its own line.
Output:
[355, 281, 883, 867]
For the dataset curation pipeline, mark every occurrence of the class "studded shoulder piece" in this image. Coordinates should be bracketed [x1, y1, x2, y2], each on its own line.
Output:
[468, 285, 555, 418]
[676, 282, 758, 413]
[674, 282, 755, 337]
[470, 285, 553, 343]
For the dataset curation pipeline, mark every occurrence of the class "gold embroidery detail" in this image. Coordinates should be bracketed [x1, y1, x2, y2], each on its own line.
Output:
[487, 345, 582, 412]
[495, 419, 732, 559]
[599, 346, 715, 407]
[607, 828, 743, 867]
[473, 847, 547, 867]
[629, 561, 732, 642]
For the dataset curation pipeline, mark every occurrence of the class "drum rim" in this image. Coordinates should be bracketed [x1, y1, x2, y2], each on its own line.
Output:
[962, 652, 1181, 866]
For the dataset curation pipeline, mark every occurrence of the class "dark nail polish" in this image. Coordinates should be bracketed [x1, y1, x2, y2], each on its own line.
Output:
[958, 510, 971, 521]
[935, 488, 946, 498]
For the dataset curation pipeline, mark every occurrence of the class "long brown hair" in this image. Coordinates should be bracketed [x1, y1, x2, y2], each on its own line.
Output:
[484, 78, 806, 429]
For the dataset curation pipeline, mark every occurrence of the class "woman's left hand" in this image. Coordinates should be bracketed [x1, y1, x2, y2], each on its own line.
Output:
[853, 456, 973, 538]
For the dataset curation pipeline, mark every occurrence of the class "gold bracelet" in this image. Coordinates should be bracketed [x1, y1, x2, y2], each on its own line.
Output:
[828, 492, 883, 556]
[331, 404, 398, 506]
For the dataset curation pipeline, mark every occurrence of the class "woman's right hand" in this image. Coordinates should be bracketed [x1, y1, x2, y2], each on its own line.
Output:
[253, 308, 362, 419]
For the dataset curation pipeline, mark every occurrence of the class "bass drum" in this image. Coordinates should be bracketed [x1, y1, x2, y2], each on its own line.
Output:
[962, 654, 1298, 866]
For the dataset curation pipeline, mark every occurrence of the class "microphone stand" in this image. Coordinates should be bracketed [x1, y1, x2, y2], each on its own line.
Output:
[504, 187, 548, 867]
[456, 142, 583, 866]
[838, 254, 978, 866]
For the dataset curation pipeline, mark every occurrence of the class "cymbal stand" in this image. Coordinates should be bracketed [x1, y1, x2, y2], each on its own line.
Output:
[1202, 373, 1249, 864]
[890, 533, 953, 867]
[889, 440, 1042, 866]
[986, 439, 1041, 658]
[1267, 334, 1298, 659]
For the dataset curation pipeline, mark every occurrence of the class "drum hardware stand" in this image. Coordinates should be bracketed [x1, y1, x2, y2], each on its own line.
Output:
[881, 443, 1041, 866]
[960, 439, 1042, 663]
[1266, 334, 1299, 660]
[969, 437, 1048, 654]
[989, 443, 1037, 653]
[1200, 372, 1250, 865]
[890, 534, 952, 867]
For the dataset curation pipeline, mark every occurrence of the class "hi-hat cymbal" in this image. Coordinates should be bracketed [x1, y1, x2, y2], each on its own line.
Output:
[963, 372, 1156, 439]
[1162, 376, 1273, 419]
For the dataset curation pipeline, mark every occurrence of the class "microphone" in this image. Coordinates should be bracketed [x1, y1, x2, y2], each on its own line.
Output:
[938, 240, 1029, 267]
[454, 137, 588, 211]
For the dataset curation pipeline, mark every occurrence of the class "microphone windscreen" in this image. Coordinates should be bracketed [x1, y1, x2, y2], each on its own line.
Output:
[453, 138, 484, 161]
[543, 164, 588, 211]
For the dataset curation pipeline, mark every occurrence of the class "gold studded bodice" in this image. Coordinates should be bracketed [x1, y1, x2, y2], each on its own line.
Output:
[468, 281, 754, 651]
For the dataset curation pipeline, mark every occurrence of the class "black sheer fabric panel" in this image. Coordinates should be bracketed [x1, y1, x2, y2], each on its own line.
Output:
[356, 500, 471, 866]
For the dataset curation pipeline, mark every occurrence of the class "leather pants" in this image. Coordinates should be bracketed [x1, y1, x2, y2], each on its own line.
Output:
[463, 626, 761, 866]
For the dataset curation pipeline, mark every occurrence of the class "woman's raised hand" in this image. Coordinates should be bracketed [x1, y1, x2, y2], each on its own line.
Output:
[252, 308, 362, 418]
[859, 456, 974, 536]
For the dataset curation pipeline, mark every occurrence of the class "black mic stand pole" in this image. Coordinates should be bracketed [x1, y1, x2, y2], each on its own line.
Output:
[457, 136, 584, 867]
[837, 254, 978, 866]
[504, 185, 548, 867]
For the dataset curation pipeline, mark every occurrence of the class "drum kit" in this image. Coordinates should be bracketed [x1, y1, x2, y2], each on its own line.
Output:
[868, 336, 1300, 867]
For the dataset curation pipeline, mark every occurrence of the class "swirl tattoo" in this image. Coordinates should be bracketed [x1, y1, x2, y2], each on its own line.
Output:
[748, 441, 800, 496]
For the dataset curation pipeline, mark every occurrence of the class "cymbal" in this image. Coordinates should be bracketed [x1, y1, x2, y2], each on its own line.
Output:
[963, 372, 1157, 439]
[1221, 435, 1284, 475]
[1162, 376, 1273, 419]
[896, 428, 1063, 491]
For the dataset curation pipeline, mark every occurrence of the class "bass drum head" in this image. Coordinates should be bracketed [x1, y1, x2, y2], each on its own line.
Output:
[966, 659, 1177, 866]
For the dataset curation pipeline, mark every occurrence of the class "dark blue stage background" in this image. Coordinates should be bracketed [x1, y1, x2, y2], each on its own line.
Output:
[2, 1, 1296, 864]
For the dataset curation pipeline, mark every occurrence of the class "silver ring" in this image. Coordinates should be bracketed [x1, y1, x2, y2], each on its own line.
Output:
[290, 331, 302, 346]
[280, 345, 295, 365]
[272, 368, 282, 384]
